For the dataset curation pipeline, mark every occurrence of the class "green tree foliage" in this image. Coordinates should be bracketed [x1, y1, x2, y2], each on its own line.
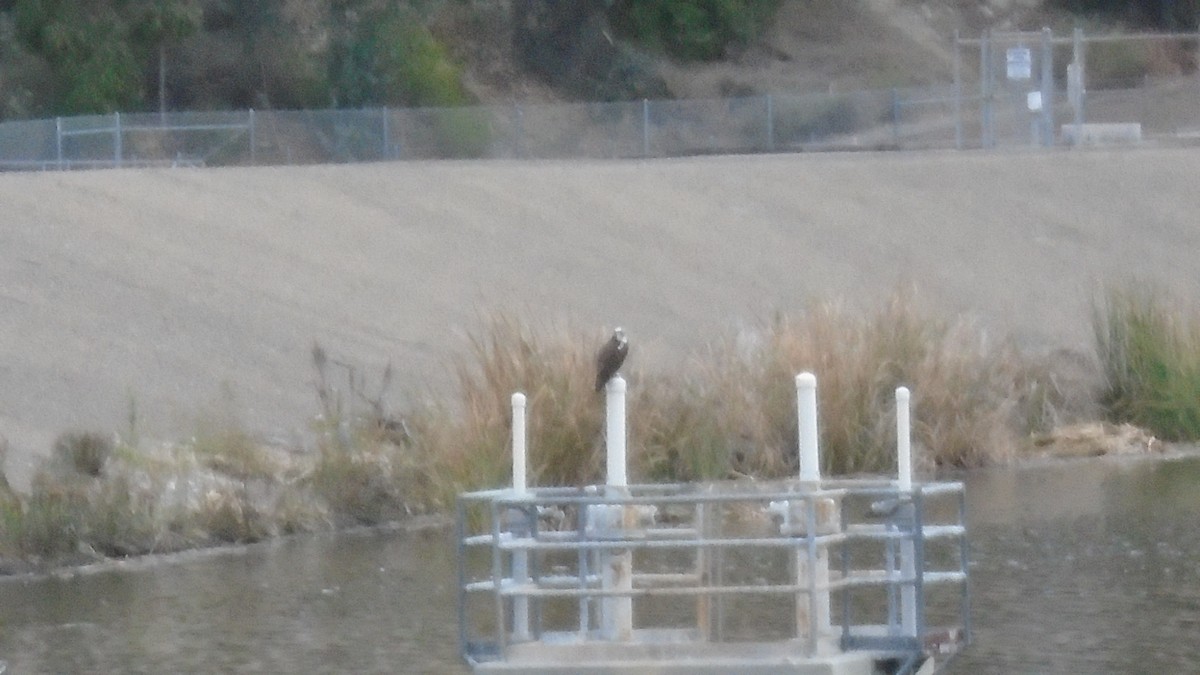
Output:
[12, 0, 201, 115]
[608, 0, 781, 61]
[512, 0, 669, 100]
[329, 4, 473, 108]
[1051, 0, 1199, 29]
[13, 0, 143, 113]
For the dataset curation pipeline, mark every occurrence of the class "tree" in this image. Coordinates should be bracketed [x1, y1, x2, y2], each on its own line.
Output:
[13, 0, 143, 113]
[329, 3, 472, 108]
[128, 0, 201, 115]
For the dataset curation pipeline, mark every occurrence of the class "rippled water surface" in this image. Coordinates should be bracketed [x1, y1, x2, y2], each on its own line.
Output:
[0, 454, 1198, 673]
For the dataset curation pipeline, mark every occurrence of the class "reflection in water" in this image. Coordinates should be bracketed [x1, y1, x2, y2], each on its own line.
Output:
[0, 455, 1197, 673]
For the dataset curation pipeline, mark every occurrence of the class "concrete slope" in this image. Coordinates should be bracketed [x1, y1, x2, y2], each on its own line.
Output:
[2, 148, 1198, 485]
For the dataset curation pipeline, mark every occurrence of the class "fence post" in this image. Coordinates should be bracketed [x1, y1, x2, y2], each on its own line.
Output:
[381, 106, 389, 159]
[248, 109, 256, 164]
[514, 103, 524, 159]
[1040, 27, 1055, 147]
[980, 30, 994, 149]
[954, 30, 963, 150]
[55, 117, 64, 169]
[891, 88, 902, 145]
[765, 94, 775, 151]
[641, 99, 650, 158]
[1072, 27, 1086, 136]
[114, 112, 123, 167]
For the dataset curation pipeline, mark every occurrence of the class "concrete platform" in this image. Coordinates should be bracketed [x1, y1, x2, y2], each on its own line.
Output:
[470, 631, 934, 674]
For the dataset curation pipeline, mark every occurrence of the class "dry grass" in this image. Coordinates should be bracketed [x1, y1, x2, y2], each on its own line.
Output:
[0, 288, 1154, 570]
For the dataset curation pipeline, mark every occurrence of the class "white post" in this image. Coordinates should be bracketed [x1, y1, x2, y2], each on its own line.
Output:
[511, 392, 531, 641]
[896, 387, 912, 492]
[796, 372, 820, 483]
[896, 386, 917, 637]
[603, 375, 632, 640]
[794, 372, 829, 651]
[512, 393, 528, 495]
[605, 376, 628, 488]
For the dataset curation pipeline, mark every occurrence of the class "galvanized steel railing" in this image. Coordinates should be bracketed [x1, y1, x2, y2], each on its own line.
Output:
[456, 478, 970, 671]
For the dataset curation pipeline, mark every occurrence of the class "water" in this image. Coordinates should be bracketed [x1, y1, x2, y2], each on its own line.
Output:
[946, 452, 1200, 674]
[0, 527, 467, 674]
[0, 454, 1198, 673]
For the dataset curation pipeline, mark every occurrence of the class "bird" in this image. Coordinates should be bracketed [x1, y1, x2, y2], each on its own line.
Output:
[594, 327, 629, 392]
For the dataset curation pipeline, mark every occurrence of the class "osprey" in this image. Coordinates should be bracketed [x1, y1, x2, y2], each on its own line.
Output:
[594, 327, 629, 392]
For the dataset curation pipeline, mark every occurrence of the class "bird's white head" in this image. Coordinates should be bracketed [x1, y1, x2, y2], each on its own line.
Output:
[614, 327, 626, 345]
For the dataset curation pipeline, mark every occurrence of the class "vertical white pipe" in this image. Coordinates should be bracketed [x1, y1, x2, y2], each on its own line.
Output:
[605, 376, 627, 487]
[896, 387, 917, 636]
[512, 393, 528, 495]
[896, 387, 912, 492]
[794, 372, 829, 649]
[796, 372, 820, 483]
[510, 392, 530, 641]
[603, 375, 632, 640]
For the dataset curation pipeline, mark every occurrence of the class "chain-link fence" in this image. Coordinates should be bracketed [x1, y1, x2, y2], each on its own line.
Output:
[1, 29, 1197, 170]
[957, 28, 1200, 148]
[0, 87, 967, 170]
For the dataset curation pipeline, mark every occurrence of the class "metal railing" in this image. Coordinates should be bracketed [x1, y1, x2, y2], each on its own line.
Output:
[456, 478, 970, 672]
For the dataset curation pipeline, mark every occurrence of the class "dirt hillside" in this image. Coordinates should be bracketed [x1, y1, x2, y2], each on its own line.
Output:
[2, 147, 1199, 488]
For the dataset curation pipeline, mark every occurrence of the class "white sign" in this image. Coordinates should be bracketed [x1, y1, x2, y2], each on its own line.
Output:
[1027, 91, 1042, 112]
[1007, 47, 1032, 80]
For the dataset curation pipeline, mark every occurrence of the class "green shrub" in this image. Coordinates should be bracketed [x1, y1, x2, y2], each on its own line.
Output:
[331, 7, 474, 109]
[1093, 284, 1200, 440]
[609, 0, 782, 61]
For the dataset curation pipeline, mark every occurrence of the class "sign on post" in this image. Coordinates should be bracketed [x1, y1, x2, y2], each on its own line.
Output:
[1007, 46, 1032, 80]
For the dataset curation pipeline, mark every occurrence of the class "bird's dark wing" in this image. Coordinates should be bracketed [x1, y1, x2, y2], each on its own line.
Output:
[595, 337, 620, 391]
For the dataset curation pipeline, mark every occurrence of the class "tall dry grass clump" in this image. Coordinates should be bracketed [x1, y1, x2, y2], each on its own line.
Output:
[1093, 284, 1200, 441]
[720, 291, 1062, 473]
[411, 315, 605, 508]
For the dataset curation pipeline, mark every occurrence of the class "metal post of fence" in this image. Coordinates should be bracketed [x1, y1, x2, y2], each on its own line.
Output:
[979, 30, 988, 148]
[514, 103, 524, 159]
[248, 109, 256, 165]
[641, 99, 650, 158]
[1073, 27, 1086, 135]
[954, 30, 963, 150]
[891, 88, 901, 145]
[765, 94, 775, 151]
[55, 117, 64, 169]
[381, 106, 389, 160]
[1040, 27, 1055, 147]
[114, 112, 123, 167]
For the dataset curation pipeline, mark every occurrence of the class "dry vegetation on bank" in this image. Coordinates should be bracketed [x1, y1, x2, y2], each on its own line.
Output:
[0, 285, 1196, 571]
